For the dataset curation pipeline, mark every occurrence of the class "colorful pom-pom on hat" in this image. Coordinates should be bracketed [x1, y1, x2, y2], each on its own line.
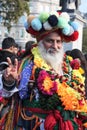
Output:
[31, 18, 42, 31]
[39, 12, 50, 23]
[48, 15, 58, 27]
[27, 15, 35, 24]
[24, 11, 79, 42]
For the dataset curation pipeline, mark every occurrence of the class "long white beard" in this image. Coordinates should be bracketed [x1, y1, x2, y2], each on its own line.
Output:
[38, 41, 64, 74]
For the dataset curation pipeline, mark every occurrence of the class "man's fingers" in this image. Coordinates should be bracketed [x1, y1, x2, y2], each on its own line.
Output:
[7, 57, 12, 67]
[14, 58, 18, 70]
[7, 57, 18, 70]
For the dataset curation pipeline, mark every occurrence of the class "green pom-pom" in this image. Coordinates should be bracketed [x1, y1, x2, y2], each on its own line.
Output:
[39, 12, 49, 23]
[57, 17, 68, 28]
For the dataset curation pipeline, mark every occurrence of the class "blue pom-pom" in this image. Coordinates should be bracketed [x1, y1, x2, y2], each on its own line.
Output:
[48, 15, 58, 27]
[69, 22, 79, 31]
[24, 21, 29, 30]
[62, 25, 70, 35]
[31, 18, 42, 31]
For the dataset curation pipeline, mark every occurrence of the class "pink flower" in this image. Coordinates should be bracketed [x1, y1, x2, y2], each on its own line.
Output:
[0, 96, 3, 102]
[37, 70, 57, 95]
[70, 58, 80, 69]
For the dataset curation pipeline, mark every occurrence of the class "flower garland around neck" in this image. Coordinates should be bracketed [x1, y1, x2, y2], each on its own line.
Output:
[31, 47, 87, 113]
[31, 46, 51, 71]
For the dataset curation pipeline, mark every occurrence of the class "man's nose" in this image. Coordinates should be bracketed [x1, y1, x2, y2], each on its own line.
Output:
[52, 41, 58, 49]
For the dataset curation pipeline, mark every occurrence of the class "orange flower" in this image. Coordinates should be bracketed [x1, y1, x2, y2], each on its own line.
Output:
[83, 122, 87, 128]
[43, 76, 53, 92]
[57, 82, 87, 112]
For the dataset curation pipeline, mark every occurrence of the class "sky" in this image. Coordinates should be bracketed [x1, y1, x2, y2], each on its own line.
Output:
[79, 0, 87, 13]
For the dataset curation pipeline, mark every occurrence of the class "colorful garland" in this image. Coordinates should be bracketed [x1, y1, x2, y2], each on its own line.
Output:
[31, 47, 87, 112]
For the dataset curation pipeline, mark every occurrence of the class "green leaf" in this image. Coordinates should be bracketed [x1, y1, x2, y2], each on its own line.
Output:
[0, 0, 29, 31]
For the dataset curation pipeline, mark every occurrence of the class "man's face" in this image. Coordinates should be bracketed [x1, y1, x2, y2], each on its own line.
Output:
[43, 32, 62, 55]
[38, 32, 64, 73]
[12, 46, 19, 55]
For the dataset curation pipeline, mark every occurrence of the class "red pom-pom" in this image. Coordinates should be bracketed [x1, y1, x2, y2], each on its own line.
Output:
[63, 31, 79, 42]
[26, 26, 39, 36]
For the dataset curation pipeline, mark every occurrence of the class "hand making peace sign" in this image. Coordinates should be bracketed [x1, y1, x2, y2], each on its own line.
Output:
[3, 57, 18, 81]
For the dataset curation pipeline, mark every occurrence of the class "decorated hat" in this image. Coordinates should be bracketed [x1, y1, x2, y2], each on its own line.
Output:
[24, 11, 79, 42]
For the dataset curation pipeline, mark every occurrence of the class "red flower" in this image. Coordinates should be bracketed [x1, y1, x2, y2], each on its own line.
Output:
[70, 58, 80, 69]
[37, 70, 57, 95]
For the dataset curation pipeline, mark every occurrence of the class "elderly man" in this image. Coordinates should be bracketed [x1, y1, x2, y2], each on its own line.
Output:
[0, 11, 87, 130]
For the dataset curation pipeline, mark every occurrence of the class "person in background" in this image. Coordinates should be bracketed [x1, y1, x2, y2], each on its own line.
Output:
[65, 50, 71, 56]
[70, 49, 87, 98]
[0, 37, 19, 130]
[84, 53, 87, 61]
[17, 45, 23, 58]
[19, 40, 35, 59]
[0, 37, 19, 64]
[1, 11, 87, 130]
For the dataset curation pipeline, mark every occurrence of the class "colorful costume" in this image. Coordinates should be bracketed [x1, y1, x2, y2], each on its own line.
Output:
[0, 10, 87, 130]
[18, 47, 87, 130]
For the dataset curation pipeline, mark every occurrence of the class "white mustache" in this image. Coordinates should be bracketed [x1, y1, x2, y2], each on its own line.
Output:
[47, 48, 59, 53]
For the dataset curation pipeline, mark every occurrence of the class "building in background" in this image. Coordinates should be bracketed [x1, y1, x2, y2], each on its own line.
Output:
[0, 0, 59, 49]
[0, 0, 85, 51]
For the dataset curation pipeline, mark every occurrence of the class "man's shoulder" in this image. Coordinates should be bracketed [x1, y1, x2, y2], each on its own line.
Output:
[22, 54, 33, 62]
[18, 55, 33, 72]
[0, 50, 16, 62]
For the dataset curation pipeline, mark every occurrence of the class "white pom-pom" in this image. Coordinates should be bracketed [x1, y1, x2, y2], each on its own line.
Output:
[60, 12, 70, 22]
[62, 25, 74, 36]
[50, 11, 59, 18]
[43, 21, 52, 30]
[68, 26, 74, 36]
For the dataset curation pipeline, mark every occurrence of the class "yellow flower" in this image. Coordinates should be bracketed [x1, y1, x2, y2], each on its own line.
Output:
[32, 47, 51, 70]
[67, 56, 73, 61]
[78, 67, 84, 74]
[72, 70, 85, 84]
[43, 77, 53, 92]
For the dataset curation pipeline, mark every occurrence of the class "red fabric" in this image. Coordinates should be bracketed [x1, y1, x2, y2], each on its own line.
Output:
[25, 107, 52, 114]
[36, 29, 63, 42]
[63, 31, 79, 42]
[74, 117, 85, 130]
[26, 108, 74, 130]
[44, 112, 57, 130]
[44, 110, 74, 130]
[26, 26, 39, 36]
[24, 107, 87, 130]
[26, 107, 87, 130]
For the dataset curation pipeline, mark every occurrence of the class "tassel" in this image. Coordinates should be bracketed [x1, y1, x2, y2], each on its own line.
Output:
[0, 114, 7, 130]
[0, 104, 4, 112]
[21, 108, 37, 121]
[4, 97, 14, 130]
[4, 109, 13, 130]
[21, 108, 41, 130]
[32, 120, 41, 130]
[30, 92, 35, 102]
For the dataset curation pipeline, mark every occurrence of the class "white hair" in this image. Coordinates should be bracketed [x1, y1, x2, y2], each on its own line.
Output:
[38, 40, 64, 75]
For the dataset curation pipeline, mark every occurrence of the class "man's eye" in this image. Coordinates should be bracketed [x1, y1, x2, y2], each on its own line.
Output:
[48, 40, 53, 43]
[57, 40, 62, 43]
[45, 39, 53, 43]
